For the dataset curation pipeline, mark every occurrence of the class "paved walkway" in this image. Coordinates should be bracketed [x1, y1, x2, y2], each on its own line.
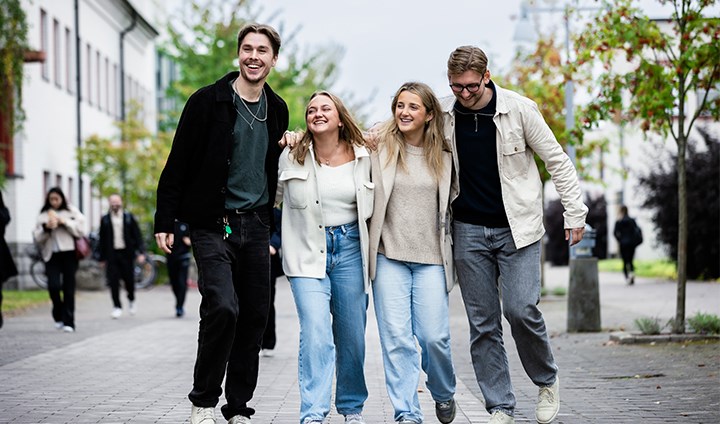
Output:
[1, 265, 718, 423]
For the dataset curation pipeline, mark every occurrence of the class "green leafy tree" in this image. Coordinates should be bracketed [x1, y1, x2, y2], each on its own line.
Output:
[164, 0, 367, 130]
[0, 0, 29, 187]
[571, 0, 720, 333]
[78, 101, 173, 236]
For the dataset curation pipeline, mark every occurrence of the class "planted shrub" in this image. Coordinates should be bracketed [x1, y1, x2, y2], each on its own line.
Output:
[687, 312, 720, 335]
[634, 317, 663, 335]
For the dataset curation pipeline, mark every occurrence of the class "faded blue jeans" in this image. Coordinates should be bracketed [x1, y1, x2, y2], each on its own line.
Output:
[289, 222, 368, 424]
[372, 254, 456, 423]
[453, 221, 557, 416]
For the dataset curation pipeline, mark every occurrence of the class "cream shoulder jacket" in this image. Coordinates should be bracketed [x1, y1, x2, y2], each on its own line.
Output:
[440, 84, 588, 249]
[368, 143, 458, 292]
[275, 144, 374, 292]
[33, 205, 87, 262]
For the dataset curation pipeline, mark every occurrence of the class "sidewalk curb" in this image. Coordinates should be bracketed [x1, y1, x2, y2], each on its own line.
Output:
[609, 331, 720, 344]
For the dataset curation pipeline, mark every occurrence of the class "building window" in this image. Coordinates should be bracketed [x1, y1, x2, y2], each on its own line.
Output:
[105, 58, 110, 113]
[53, 19, 61, 88]
[112, 64, 118, 118]
[86, 44, 92, 105]
[68, 177, 74, 203]
[96, 51, 101, 110]
[43, 171, 51, 195]
[65, 27, 74, 94]
[40, 9, 49, 81]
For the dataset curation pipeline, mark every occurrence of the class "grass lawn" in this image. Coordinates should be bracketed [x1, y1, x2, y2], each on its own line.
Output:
[598, 258, 677, 280]
[2, 290, 50, 316]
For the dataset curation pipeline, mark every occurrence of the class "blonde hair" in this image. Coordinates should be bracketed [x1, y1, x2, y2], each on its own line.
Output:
[291, 91, 365, 165]
[378, 82, 450, 180]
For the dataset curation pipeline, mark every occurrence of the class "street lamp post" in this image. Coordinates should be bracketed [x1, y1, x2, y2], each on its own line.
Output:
[513, 0, 601, 167]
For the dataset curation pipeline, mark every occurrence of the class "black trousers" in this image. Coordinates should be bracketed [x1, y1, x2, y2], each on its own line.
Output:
[619, 243, 636, 278]
[167, 253, 190, 310]
[188, 209, 271, 420]
[46, 250, 78, 328]
[106, 249, 135, 308]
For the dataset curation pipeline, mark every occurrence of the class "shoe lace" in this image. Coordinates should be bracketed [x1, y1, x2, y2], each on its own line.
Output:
[538, 386, 555, 404]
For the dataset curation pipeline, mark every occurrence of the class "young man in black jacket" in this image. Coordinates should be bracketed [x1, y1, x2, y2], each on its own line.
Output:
[154, 23, 289, 424]
[97, 194, 144, 319]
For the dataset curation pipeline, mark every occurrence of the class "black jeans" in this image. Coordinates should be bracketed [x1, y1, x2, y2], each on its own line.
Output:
[189, 209, 271, 419]
[167, 253, 190, 310]
[106, 249, 135, 308]
[46, 250, 78, 328]
[619, 243, 636, 277]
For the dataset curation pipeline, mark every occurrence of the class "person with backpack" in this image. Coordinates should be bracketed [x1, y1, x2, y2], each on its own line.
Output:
[613, 205, 642, 285]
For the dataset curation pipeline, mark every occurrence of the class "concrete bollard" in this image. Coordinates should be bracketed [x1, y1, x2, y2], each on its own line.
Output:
[567, 257, 601, 332]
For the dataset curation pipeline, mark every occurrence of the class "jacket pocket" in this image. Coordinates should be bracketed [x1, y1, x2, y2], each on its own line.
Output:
[279, 170, 310, 209]
[501, 139, 529, 179]
[361, 181, 375, 220]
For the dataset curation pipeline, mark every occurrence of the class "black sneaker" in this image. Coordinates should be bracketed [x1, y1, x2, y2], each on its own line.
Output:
[435, 399, 456, 424]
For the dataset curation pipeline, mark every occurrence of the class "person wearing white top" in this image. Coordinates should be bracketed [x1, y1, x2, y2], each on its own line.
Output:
[276, 91, 373, 424]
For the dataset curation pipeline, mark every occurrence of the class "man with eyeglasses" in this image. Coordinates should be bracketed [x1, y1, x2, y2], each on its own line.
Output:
[440, 46, 588, 424]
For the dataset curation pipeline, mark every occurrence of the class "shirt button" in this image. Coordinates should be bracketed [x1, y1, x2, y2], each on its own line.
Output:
[320, 250, 324, 253]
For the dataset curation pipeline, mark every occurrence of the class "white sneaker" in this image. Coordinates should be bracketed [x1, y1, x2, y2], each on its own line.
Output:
[535, 377, 560, 423]
[345, 414, 365, 424]
[228, 415, 251, 424]
[62, 326, 75, 333]
[261, 349, 275, 357]
[129, 301, 137, 315]
[54, 321, 64, 330]
[190, 405, 216, 424]
[111, 308, 122, 319]
[488, 411, 514, 424]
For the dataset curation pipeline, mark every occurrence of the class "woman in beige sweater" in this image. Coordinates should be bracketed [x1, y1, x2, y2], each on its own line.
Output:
[368, 82, 458, 424]
[33, 187, 86, 332]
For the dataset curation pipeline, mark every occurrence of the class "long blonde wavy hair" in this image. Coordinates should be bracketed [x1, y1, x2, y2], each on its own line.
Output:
[378, 82, 450, 180]
[291, 91, 365, 165]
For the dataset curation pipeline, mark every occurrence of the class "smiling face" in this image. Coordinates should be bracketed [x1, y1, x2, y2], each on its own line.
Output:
[237, 32, 277, 85]
[306, 94, 341, 137]
[394, 90, 431, 140]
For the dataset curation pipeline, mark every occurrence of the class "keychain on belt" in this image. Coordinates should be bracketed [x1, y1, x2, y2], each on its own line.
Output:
[223, 215, 232, 240]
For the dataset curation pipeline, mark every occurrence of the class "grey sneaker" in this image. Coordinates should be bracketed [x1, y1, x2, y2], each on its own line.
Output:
[344, 414, 365, 424]
[228, 416, 251, 424]
[435, 399, 456, 423]
[535, 377, 560, 423]
[488, 411, 514, 424]
[190, 405, 215, 424]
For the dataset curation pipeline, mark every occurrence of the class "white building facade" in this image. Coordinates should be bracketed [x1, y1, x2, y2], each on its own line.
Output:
[3, 0, 160, 288]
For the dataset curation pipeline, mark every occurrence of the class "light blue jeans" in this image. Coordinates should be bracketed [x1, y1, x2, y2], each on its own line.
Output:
[453, 222, 557, 417]
[289, 222, 368, 424]
[373, 254, 456, 423]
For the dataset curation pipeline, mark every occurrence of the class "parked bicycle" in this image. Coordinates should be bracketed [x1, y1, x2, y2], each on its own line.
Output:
[28, 244, 166, 290]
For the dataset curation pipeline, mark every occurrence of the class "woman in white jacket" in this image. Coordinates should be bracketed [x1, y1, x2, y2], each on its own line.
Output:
[368, 82, 458, 424]
[276, 91, 373, 424]
[33, 187, 86, 332]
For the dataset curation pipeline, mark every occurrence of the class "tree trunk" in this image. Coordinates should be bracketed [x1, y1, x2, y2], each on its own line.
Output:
[673, 69, 688, 334]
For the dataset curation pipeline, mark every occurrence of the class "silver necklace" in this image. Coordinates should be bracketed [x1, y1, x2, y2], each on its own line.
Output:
[231, 81, 268, 129]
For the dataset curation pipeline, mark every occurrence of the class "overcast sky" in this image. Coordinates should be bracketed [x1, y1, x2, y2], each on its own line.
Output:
[165, 0, 716, 125]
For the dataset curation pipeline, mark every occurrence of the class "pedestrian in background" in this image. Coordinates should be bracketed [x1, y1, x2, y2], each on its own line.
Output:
[613, 205, 642, 285]
[443, 45, 588, 424]
[261, 207, 283, 357]
[154, 22, 289, 424]
[167, 221, 191, 317]
[368, 82, 458, 424]
[0, 191, 19, 329]
[97, 194, 145, 319]
[276, 91, 373, 424]
[33, 187, 87, 333]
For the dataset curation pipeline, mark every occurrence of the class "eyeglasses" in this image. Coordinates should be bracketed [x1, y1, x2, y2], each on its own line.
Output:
[449, 82, 482, 93]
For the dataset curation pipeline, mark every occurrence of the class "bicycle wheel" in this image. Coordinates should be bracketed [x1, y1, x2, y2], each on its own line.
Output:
[30, 260, 48, 289]
[134, 257, 157, 289]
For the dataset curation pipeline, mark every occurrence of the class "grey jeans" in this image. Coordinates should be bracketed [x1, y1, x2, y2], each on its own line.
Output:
[453, 221, 557, 416]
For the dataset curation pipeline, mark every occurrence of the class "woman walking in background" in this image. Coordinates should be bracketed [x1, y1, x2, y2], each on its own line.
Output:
[614, 205, 642, 285]
[1, 191, 19, 329]
[368, 82, 458, 424]
[33, 187, 87, 332]
[277, 91, 373, 424]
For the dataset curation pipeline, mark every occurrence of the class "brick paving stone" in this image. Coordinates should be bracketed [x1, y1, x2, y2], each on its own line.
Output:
[1, 266, 718, 423]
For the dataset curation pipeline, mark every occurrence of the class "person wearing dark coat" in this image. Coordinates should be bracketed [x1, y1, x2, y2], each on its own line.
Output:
[0, 191, 19, 329]
[613, 205, 641, 285]
[167, 221, 191, 317]
[97, 194, 145, 318]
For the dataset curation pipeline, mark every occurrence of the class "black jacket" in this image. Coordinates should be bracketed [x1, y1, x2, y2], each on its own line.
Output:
[154, 72, 289, 234]
[97, 211, 145, 260]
